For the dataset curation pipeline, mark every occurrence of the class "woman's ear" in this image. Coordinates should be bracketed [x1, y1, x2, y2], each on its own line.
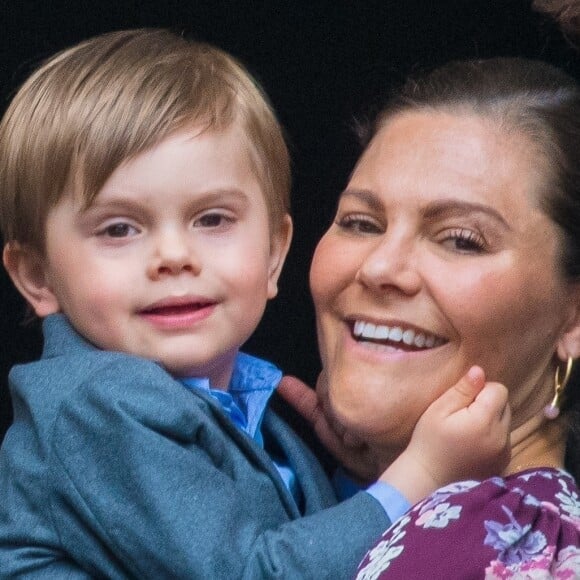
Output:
[3, 242, 60, 317]
[557, 282, 580, 360]
[267, 214, 293, 299]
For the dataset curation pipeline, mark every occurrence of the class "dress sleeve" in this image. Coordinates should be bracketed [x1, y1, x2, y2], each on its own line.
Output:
[355, 471, 580, 579]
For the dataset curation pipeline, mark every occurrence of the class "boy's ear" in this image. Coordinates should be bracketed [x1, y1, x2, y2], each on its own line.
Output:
[267, 214, 293, 299]
[3, 242, 60, 317]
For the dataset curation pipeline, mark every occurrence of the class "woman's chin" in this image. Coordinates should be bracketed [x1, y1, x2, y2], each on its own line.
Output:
[327, 372, 412, 445]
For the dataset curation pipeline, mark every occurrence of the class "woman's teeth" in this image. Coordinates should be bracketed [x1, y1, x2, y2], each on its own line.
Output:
[352, 320, 443, 349]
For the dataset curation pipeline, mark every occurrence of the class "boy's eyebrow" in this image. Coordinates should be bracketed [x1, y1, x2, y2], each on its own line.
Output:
[88, 187, 252, 209]
[191, 188, 251, 203]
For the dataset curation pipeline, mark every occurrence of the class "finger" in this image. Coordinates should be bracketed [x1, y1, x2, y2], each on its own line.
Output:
[428, 365, 486, 415]
[473, 381, 510, 422]
[277, 375, 321, 424]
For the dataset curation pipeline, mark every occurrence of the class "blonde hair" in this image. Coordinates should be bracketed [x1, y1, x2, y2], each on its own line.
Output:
[0, 28, 290, 250]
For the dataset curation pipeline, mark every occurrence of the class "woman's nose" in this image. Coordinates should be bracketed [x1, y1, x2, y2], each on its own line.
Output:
[355, 234, 421, 295]
[147, 229, 201, 280]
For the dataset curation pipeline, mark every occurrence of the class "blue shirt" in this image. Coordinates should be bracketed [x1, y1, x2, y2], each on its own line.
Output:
[180, 352, 409, 522]
[179, 352, 302, 502]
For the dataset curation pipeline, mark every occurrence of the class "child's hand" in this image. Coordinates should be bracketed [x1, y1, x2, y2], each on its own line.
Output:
[277, 373, 382, 483]
[378, 366, 511, 504]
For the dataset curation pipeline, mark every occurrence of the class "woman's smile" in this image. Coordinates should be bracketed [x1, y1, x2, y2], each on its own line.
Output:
[351, 319, 447, 351]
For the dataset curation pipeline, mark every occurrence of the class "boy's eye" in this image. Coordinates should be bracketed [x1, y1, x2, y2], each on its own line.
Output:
[99, 222, 139, 238]
[335, 213, 383, 235]
[193, 212, 235, 229]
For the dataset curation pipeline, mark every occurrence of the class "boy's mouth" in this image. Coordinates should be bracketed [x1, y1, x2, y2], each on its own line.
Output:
[350, 319, 447, 352]
[141, 302, 213, 315]
[142, 295, 216, 313]
[139, 296, 217, 326]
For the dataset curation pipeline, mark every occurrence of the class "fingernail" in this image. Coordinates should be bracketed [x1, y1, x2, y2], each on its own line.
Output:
[467, 365, 484, 384]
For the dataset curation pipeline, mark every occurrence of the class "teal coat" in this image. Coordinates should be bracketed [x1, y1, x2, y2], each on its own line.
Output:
[0, 315, 389, 579]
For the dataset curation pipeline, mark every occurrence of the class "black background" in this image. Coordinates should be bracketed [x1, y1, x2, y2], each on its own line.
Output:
[1, 0, 578, 440]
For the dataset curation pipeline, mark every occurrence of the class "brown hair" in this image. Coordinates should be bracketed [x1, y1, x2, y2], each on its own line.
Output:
[0, 28, 291, 250]
[533, 0, 580, 36]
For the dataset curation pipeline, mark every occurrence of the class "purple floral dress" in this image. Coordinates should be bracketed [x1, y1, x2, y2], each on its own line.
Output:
[356, 469, 580, 579]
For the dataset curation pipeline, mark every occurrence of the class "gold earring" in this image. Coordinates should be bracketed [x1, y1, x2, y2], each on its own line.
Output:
[544, 357, 574, 420]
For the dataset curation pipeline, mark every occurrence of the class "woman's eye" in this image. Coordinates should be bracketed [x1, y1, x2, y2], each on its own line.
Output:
[442, 228, 487, 253]
[335, 214, 383, 234]
[99, 222, 139, 238]
[194, 212, 235, 229]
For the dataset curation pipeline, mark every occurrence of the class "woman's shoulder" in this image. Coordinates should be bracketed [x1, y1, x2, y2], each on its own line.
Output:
[356, 469, 580, 579]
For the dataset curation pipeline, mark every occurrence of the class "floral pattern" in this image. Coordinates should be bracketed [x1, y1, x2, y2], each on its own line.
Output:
[355, 516, 410, 580]
[484, 505, 547, 565]
[356, 469, 580, 579]
[415, 501, 462, 529]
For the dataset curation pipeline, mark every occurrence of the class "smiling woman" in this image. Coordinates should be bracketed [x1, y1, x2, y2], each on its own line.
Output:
[306, 57, 580, 577]
[312, 106, 570, 455]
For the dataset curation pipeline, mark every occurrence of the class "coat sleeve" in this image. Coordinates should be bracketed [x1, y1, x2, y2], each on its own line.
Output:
[46, 358, 389, 579]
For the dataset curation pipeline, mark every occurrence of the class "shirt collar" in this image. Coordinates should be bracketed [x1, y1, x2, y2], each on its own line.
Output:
[179, 352, 282, 442]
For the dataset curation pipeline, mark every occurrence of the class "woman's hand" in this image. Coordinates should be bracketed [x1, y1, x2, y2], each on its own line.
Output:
[277, 373, 386, 483]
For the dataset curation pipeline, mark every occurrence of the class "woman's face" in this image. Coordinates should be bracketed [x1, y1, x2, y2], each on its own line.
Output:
[310, 110, 579, 450]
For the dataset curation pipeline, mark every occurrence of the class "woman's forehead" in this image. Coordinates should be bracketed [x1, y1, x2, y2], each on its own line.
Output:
[356, 109, 550, 203]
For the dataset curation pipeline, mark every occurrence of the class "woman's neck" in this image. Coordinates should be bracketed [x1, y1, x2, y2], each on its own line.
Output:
[506, 413, 567, 475]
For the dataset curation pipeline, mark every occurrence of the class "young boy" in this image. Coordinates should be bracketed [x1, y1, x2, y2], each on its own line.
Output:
[0, 29, 509, 578]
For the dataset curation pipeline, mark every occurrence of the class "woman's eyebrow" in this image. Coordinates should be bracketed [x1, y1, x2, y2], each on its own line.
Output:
[339, 188, 385, 213]
[421, 199, 512, 230]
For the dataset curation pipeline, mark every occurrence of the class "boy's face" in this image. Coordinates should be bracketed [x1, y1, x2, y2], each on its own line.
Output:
[23, 126, 291, 388]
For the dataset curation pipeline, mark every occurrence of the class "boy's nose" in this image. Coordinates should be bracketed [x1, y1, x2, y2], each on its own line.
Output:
[147, 230, 201, 280]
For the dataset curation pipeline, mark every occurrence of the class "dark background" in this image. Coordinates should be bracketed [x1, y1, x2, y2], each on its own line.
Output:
[1, 0, 578, 441]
